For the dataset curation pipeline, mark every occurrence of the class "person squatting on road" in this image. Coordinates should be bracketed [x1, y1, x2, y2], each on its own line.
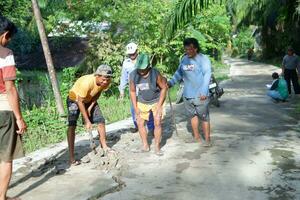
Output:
[118, 42, 154, 133]
[266, 72, 288, 102]
[168, 38, 212, 147]
[66, 64, 113, 166]
[282, 46, 300, 95]
[129, 53, 167, 156]
[0, 16, 27, 200]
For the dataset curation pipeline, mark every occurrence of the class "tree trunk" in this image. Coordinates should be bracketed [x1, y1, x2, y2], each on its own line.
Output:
[31, 0, 65, 116]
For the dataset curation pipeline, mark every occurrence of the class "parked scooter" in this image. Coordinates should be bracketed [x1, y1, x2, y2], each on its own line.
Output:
[175, 74, 224, 107]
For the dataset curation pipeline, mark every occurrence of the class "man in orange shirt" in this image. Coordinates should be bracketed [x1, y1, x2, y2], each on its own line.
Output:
[67, 65, 113, 166]
[0, 16, 27, 200]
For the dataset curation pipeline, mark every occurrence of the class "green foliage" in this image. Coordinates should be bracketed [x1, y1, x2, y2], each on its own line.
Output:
[232, 28, 254, 56]
[81, 32, 124, 89]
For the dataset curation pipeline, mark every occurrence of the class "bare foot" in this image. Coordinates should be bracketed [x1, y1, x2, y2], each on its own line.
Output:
[195, 137, 202, 144]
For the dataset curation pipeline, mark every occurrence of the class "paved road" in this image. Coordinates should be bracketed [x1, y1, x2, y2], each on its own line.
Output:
[102, 58, 300, 200]
[8, 58, 300, 200]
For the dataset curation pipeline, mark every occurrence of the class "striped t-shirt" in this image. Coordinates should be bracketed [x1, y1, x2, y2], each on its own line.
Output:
[0, 46, 16, 111]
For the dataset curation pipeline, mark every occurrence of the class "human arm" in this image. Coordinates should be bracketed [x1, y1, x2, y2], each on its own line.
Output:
[129, 79, 139, 118]
[199, 56, 212, 100]
[282, 56, 286, 75]
[5, 80, 27, 134]
[270, 80, 279, 90]
[87, 92, 101, 116]
[167, 65, 183, 88]
[76, 96, 92, 130]
[157, 74, 167, 107]
[119, 61, 129, 99]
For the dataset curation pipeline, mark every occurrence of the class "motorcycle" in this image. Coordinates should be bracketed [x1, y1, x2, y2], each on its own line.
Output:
[175, 74, 224, 107]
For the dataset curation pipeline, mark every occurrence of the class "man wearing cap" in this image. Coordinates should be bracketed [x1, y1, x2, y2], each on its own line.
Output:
[119, 42, 154, 133]
[66, 64, 113, 166]
[168, 38, 212, 147]
[282, 46, 300, 95]
[129, 53, 167, 155]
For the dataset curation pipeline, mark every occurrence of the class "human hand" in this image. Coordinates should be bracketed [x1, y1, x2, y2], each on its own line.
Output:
[16, 118, 27, 135]
[156, 106, 163, 119]
[135, 109, 141, 120]
[200, 95, 207, 101]
[85, 121, 92, 130]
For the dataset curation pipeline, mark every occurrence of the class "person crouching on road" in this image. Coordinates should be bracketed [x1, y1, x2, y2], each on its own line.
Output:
[129, 53, 167, 156]
[168, 38, 212, 147]
[66, 64, 113, 166]
[267, 72, 288, 102]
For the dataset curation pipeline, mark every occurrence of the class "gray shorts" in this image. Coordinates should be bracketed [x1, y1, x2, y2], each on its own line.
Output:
[183, 97, 210, 121]
[67, 97, 105, 126]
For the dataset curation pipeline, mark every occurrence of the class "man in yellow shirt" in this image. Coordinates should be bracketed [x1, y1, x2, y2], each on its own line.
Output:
[67, 64, 112, 166]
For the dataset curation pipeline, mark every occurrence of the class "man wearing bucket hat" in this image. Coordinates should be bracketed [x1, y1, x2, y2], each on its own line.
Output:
[119, 42, 154, 133]
[129, 53, 167, 156]
[282, 46, 300, 95]
[66, 64, 113, 166]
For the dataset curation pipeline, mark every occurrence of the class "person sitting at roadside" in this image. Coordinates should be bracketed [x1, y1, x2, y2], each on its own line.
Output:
[266, 72, 288, 102]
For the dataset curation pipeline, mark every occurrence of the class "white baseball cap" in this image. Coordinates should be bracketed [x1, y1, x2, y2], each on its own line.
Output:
[126, 42, 138, 54]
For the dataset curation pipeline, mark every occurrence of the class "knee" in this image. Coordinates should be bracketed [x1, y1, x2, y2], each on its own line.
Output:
[154, 118, 161, 128]
[97, 123, 105, 129]
[137, 118, 144, 127]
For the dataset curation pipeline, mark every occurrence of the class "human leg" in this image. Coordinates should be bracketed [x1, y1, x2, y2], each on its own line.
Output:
[284, 70, 292, 94]
[66, 97, 80, 164]
[152, 105, 163, 154]
[183, 98, 202, 143]
[190, 116, 202, 143]
[202, 121, 211, 145]
[67, 126, 77, 164]
[130, 103, 138, 132]
[290, 69, 300, 94]
[136, 103, 150, 151]
[90, 103, 108, 149]
[267, 90, 283, 100]
[0, 161, 12, 200]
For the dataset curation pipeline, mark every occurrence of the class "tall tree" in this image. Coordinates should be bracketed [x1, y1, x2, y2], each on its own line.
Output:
[31, 0, 65, 115]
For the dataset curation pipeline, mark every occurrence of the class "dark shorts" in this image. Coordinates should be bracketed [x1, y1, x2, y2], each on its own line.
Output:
[66, 97, 105, 126]
[183, 97, 210, 121]
[0, 111, 24, 162]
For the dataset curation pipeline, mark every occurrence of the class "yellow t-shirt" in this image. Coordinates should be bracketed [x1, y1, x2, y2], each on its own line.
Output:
[68, 74, 106, 103]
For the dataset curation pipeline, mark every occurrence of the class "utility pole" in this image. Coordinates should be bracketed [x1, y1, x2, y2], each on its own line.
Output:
[31, 0, 65, 115]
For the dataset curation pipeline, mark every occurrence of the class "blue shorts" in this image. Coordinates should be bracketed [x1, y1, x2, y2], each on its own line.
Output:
[183, 97, 210, 121]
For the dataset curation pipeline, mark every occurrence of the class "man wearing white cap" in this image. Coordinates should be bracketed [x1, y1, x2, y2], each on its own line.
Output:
[119, 43, 154, 133]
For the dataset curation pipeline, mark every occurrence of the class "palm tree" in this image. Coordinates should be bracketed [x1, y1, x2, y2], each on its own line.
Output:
[165, 0, 223, 39]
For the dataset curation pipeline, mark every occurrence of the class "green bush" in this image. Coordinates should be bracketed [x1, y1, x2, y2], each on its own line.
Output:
[232, 28, 255, 57]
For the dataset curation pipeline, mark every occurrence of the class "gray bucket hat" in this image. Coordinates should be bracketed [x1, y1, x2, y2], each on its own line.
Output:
[94, 64, 113, 77]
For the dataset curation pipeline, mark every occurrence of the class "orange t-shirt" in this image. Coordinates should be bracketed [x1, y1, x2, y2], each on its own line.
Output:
[68, 74, 108, 103]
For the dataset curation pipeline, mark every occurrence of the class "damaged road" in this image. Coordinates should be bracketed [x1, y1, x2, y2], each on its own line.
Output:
[7, 58, 300, 200]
